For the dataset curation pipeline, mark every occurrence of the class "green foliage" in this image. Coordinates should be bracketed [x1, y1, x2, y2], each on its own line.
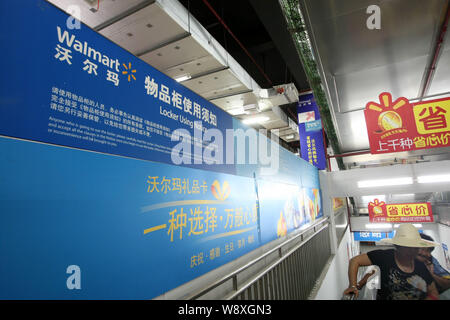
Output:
[279, 0, 345, 170]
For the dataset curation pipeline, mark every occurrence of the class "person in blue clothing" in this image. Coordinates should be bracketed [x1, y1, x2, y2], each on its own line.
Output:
[416, 233, 450, 299]
[344, 224, 440, 300]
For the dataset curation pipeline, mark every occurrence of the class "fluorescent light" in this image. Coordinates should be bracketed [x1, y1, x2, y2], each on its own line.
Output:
[242, 116, 270, 125]
[418, 174, 450, 184]
[227, 107, 245, 116]
[365, 223, 392, 229]
[362, 195, 385, 202]
[393, 193, 414, 197]
[258, 89, 270, 98]
[285, 134, 295, 140]
[258, 100, 272, 110]
[358, 177, 413, 188]
[174, 75, 191, 82]
[394, 224, 422, 228]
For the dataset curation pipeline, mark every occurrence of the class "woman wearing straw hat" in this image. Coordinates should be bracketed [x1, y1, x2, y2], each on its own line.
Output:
[343, 224, 440, 300]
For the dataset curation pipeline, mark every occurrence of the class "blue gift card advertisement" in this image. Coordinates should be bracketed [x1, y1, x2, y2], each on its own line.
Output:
[0, 137, 260, 299]
[0, 0, 323, 299]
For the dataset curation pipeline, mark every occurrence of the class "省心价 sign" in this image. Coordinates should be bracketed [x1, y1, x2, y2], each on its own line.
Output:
[364, 92, 450, 154]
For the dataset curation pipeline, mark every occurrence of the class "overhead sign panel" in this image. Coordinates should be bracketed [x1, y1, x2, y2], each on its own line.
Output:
[354, 231, 394, 242]
[368, 198, 433, 223]
[364, 92, 450, 154]
[297, 94, 327, 170]
[353, 230, 423, 242]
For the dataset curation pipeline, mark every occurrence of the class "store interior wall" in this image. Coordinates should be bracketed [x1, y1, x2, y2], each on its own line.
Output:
[423, 223, 446, 269]
[438, 223, 450, 269]
[313, 227, 357, 300]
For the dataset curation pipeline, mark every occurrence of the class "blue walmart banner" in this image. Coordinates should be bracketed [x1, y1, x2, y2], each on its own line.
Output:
[0, 0, 234, 175]
[297, 93, 327, 170]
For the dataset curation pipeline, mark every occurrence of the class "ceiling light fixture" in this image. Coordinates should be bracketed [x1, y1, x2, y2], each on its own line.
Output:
[285, 134, 295, 140]
[174, 75, 191, 82]
[361, 195, 385, 202]
[417, 174, 450, 184]
[365, 223, 392, 229]
[357, 177, 413, 188]
[242, 116, 270, 125]
[394, 224, 422, 228]
[227, 107, 245, 116]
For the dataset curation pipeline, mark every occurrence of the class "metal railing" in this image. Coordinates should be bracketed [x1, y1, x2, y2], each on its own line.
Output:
[186, 218, 331, 300]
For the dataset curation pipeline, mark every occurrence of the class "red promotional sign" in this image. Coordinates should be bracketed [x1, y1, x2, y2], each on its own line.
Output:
[364, 92, 450, 154]
[368, 199, 433, 223]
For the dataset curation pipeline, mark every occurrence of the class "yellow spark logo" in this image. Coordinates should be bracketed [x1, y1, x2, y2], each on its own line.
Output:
[366, 92, 410, 137]
[122, 62, 136, 82]
[211, 180, 230, 201]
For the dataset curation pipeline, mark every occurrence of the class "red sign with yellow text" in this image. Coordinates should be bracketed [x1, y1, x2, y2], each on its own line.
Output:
[368, 199, 433, 223]
[364, 93, 450, 154]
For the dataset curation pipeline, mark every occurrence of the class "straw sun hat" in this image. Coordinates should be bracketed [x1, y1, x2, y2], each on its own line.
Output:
[380, 224, 439, 248]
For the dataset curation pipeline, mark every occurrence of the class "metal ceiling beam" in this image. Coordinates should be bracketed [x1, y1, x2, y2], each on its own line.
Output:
[93, 0, 156, 32]
[136, 32, 191, 57]
[208, 89, 253, 102]
[183, 66, 229, 81]
[336, 90, 450, 115]
[418, 1, 450, 99]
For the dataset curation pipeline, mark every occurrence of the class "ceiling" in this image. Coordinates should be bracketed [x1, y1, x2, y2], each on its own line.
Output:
[301, 0, 450, 168]
[177, 0, 310, 91]
[300, 0, 450, 218]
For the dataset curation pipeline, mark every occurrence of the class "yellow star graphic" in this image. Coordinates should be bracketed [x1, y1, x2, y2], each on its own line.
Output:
[122, 62, 137, 82]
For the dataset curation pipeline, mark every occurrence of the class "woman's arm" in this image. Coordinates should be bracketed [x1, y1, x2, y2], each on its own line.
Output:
[431, 274, 450, 292]
[425, 282, 440, 300]
[425, 261, 450, 291]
